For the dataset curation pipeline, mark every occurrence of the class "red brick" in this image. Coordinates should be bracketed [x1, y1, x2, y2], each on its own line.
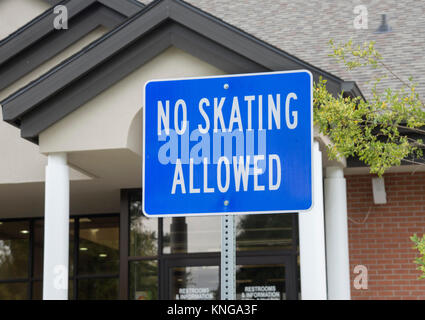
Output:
[347, 172, 425, 300]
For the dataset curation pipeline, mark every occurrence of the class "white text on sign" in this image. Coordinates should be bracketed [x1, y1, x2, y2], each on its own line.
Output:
[156, 93, 299, 195]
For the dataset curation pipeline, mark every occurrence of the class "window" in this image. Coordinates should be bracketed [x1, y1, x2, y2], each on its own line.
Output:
[0, 221, 30, 280]
[171, 266, 219, 300]
[78, 217, 119, 275]
[129, 260, 158, 300]
[236, 214, 295, 251]
[0, 215, 119, 300]
[130, 197, 158, 257]
[0, 282, 28, 300]
[128, 190, 159, 300]
[124, 189, 299, 300]
[163, 216, 221, 254]
[236, 264, 286, 300]
[0, 220, 31, 300]
[0, 191, 299, 300]
[75, 216, 119, 300]
[77, 278, 119, 300]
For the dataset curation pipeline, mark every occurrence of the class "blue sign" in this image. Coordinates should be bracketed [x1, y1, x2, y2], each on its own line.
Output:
[143, 70, 313, 217]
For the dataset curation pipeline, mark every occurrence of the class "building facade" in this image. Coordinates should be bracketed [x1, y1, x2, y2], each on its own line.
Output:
[0, 0, 424, 300]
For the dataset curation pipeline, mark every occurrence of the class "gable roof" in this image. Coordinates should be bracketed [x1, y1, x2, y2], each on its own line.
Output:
[1, 0, 361, 143]
[141, 0, 425, 171]
[180, 0, 425, 102]
[0, 0, 144, 92]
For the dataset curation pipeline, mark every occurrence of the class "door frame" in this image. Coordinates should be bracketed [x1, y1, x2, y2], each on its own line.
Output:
[160, 252, 298, 300]
[160, 253, 220, 300]
[236, 253, 298, 300]
[122, 189, 300, 301]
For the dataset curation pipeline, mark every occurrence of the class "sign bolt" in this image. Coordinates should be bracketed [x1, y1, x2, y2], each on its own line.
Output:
[224, 200, 229, 206]
[224, 83, 229, 89]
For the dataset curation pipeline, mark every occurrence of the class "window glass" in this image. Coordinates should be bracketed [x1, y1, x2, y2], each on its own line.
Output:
[33, 220, 43, 278]
[171, 266, 219, 300]
[130, 199, 158, 257]
[78, 217, 119, 275]
[129, 260, 158, 300]
[0, 221, 29, 280]
[0, 216, 119, 300]
[236, 264, 286, 300]
[33, 219, 75, 278]
[0, 282, 27, 300]
[236, 214, 294, 251]
[69, 218, 75, 277]
[163, 217, 220, 254]
[32, 279, 74, 300]
[32, 281, 43, 300]
[297, 255, 301, 300]
[77, 278, 118, 300]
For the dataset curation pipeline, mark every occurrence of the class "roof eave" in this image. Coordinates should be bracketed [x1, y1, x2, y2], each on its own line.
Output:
[0, 0, 145, 92]
[43, 0, 144, 16]
[341, 81, 366, 101]
[2, 0, 353, 143]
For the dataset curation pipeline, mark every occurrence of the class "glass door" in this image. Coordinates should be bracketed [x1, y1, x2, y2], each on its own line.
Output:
[236, 255, 297, 300]
[162, 257, 220, 300]
[171, 265, 219, 300]
[161, 254, 297, 300]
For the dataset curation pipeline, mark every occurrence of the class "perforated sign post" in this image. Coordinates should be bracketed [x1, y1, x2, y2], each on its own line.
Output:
[143, 70, 313, 299]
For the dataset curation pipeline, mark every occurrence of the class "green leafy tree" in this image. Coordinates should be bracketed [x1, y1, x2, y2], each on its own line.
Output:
[316, 40, 425, 176]
[320, 39, 425, 278]
[411, 234, 425, 279]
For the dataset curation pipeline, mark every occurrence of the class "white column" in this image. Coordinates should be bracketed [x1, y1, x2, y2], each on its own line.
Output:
[324, 166, 351, 300]
[298, 141, 327, 300]
[43, 153, 69, 300]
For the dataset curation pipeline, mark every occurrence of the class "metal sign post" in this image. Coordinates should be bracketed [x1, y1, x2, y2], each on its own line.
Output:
[221, 215, 236, 300]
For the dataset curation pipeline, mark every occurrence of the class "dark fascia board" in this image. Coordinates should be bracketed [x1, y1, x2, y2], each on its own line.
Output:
[2, 0, 362, 142]
[0, 0, 144, 91]
[20, 22, 268, 141]
[2, 0, 169, 123]
[0, 4, 126, 92]
[98, 0, 145, 17]
[43, 0, 144, 16]
[347, 154, 425, 168]
[347, 127, 425, 168]
[0, 0, 96, 65]
[341, 81, 366, 101]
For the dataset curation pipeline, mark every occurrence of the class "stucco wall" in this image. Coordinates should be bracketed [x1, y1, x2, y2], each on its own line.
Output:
[0, 8, 107, 184]
[38, 46, 225, 154]
[0, 46, 227, 218]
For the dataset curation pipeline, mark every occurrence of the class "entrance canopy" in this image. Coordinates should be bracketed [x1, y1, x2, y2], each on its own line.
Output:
[1, 0, 361, 144]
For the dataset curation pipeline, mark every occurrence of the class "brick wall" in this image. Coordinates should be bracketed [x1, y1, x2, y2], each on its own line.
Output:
[347, 172, 425, 300]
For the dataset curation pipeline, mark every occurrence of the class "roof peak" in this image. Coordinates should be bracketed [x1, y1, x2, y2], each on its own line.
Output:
[1, 0, 360, 143]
